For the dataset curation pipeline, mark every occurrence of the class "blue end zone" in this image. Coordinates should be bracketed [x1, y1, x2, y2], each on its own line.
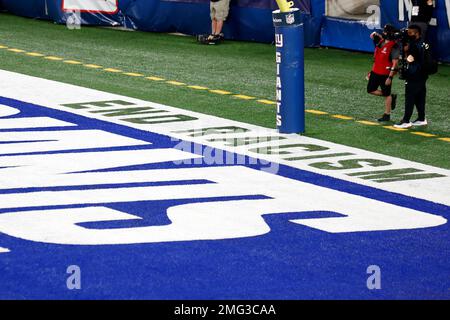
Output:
[0, 96, 449, 299]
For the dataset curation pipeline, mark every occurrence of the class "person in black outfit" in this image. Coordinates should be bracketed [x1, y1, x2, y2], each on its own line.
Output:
[409, 0, 434, 41]
[394, 25, 429, 129]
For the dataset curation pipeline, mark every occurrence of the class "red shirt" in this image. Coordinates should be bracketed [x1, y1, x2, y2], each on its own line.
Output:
[372, 40, 397, 76]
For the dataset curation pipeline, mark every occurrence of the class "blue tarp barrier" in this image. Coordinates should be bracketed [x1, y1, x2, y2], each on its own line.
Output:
[120, 0, 318, 45]
[0, 0, 320, 46]
[0, 0, 48, 19]
[0, 0, 448, 62]
[320, 17, 374, 52]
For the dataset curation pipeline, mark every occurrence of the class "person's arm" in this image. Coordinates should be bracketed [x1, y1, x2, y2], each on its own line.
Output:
[385, 45, 400, 86]
[422, 0, 434, 23]
[405, 43, 423, 75]
[370, 32, 382, 46]
[390, 43, 400, 62]
[385, 59, 398, 86]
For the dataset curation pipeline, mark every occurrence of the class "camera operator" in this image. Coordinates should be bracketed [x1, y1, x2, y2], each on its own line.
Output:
[367, 24, 399, 122]
[394, 25, 429, 129]
[409, 0, 434, 41]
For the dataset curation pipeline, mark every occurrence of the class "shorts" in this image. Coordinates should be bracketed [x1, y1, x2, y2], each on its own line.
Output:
[367, 71, 392, 97]
[210, 0, 231, 21]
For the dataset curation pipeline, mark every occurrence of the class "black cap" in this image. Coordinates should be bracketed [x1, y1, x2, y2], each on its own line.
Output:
[383, 24, 397, 34]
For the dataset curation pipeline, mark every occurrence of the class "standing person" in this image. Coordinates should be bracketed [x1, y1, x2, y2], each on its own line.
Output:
[367, 24, 399, 122]
[410, 0, 434, 41]
[208, 0, 231, 41]
[394, 25, 429, 129]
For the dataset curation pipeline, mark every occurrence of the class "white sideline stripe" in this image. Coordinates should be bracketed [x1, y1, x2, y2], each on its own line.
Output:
[0, 247, 11, 253]
[0, 117, 75, 129]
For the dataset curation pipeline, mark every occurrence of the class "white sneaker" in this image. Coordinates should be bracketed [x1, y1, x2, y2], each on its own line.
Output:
[393, 121, 412, 129]
[412, 119, 428, 126]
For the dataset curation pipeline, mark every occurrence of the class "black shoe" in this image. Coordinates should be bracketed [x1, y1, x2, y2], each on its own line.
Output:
[212, 34, 222, 41]
[391, 94, 397, 111]
[377, 113, 390, 122]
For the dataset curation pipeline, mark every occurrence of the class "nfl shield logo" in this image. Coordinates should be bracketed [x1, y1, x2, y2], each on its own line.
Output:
[286, 13, 295, 25]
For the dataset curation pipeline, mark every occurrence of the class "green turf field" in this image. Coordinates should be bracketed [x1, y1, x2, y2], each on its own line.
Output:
[0, 13, 449, 168]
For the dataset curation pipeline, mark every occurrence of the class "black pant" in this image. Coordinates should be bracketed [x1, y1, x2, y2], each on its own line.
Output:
[367, 72, 391, 96]
[403, 80, 427, 122]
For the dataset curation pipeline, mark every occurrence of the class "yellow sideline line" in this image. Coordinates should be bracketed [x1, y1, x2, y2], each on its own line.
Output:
[2, 44, 446, 142]
[44, 56, 64, 61]
[26, 52, 45, 57]
[332, 114, 354, 120]
[103, 68, 122, 73]
[257, 99, 277, 105]
[356, 120, 380, 126]
[233, 94, 255, 100]
[123, 72, 144, 77]
[64, 60, 83, 65]
[306, 109, 328, 115]
[166, 80, 186, 86]
[8, 48, 26, 53]
[209, 89, 232, 95]
[188, 85, 208, 90]
[84, 64, 103, 69]
[411, 132, 437, 138]
[146, 76, 165, 81]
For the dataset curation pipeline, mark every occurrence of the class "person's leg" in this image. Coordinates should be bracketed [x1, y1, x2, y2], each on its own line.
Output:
[210, 2, 215, 35]
[377, 94, 392, 122]
[415, 82, 427, 121]
[367, 72, 383, 96]
[215, 20, 224, 35]
[371, 73, 394, 121]
[207, 18, 218, 40]
[380, 78, 393, 115]
[368, 90, 383, 96]
[213, 0, 230, 36]
[403, 82, 417, 123]
[384, 95, 392, 114]
[211, 19, 217, 35]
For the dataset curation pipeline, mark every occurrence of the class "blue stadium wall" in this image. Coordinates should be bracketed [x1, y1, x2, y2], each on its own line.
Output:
[320, 0, 450, 63]
[1, 0, 449, 62]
